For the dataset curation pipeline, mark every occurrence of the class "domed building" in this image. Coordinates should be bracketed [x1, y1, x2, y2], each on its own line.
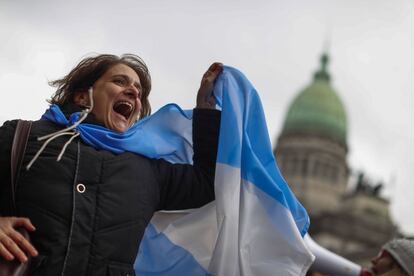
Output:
[275, 53, 348, 214]
[274, 52, 395, 264]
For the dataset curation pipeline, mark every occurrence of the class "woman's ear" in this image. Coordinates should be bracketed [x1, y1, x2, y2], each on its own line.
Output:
[73, 91, 90, 107]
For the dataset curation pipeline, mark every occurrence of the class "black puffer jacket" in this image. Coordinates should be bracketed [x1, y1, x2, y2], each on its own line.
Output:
[0, 105, 220, 276]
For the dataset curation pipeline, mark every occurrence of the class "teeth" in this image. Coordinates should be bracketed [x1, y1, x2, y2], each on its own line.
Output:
[117, 101, 133, 109]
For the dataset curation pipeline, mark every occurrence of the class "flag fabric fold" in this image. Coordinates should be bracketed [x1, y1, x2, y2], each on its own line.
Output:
[134, 66, 315, 275]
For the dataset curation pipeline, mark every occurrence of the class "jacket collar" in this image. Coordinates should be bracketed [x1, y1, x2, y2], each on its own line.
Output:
[59, 102, 104, 126]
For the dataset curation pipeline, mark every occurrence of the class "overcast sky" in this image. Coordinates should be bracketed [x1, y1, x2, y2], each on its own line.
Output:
[1, 0, 413, 235]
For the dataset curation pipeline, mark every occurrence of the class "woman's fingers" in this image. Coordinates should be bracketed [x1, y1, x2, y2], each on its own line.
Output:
[9, 230, 38, 257]
[0, 233, 28, 262]
[13, 217, 36, 232]
[0, 216, 37, 262]
[196, 62, 223, 109]
[0, 242, 15, 261]
[202, 63, 223, 83]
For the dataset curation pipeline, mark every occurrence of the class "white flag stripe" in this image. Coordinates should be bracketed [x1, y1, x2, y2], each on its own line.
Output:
[208, 163, 314, 276]
[155, 203, 217, 270]
[148, 163, 315, 275]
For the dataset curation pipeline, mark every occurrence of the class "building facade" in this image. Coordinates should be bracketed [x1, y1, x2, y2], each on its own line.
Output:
[274, 53, 395, 265]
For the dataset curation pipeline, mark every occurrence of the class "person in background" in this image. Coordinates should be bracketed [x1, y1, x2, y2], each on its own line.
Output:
[360, 239, 414, 276]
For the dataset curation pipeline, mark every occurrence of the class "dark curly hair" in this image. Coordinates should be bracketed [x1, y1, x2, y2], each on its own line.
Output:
[48, 54, 152, 119]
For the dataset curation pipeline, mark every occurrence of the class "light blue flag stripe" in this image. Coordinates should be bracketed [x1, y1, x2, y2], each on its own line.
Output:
[215, 67, 309, 236]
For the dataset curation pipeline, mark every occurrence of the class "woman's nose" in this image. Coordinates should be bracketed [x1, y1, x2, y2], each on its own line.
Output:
[124, 86, 140, 99]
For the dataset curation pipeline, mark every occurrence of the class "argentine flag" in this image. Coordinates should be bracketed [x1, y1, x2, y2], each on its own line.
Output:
[134, 66, 315, 275]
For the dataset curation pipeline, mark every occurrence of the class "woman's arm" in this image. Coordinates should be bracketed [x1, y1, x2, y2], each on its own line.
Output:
[155, 108, 221, 210]
[155, 63, 222, 210]
[0, 121, 38, 262]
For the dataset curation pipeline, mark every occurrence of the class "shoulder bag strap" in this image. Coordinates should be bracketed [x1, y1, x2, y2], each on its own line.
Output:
[10, 120, 32, 214]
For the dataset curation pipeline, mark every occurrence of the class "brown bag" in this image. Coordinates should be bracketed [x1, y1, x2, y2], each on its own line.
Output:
[0, 120, 32, 276]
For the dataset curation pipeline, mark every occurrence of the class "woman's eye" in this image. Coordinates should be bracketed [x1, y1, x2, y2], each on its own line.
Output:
[114, 78, 126, 85]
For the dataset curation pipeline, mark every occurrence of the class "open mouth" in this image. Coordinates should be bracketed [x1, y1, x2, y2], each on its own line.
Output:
[113, 101, 134, 120]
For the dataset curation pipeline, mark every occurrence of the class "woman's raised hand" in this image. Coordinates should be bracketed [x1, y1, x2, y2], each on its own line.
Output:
[196, 62, 223, 109]
[0, 217, 38, 262]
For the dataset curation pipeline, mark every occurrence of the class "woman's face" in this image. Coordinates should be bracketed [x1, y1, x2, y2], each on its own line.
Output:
[91, 63, 142, 132]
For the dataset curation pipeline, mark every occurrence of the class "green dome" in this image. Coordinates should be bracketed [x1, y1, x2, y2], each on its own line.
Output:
[282, 53, 347, 145]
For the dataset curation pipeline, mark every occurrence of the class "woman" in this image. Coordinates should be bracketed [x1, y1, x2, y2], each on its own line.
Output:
[0, 54, 222, 275]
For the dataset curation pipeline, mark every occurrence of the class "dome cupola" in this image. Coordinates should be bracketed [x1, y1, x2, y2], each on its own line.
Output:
[281, 53, 347, 145]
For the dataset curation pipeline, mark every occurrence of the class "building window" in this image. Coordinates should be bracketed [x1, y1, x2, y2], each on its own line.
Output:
[331, 166, 338, 182]
[292, 157, 299, 175]
[313, 160, 320, 177]
[302, 158, 308, 177]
